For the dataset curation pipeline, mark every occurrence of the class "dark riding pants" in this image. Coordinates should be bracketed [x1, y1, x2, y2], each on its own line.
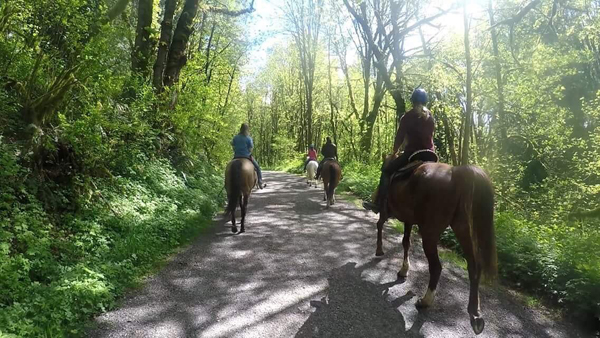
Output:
[316, 158, 333, 178]
[383, 151, 412, 175]
[303, 158, 317, 171]
[376, 151, 412, 205]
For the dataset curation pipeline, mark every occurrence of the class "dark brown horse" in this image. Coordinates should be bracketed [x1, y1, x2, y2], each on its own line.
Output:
[321, 160, 341, 208]
[225, 158, 257, 233]
[375, 154, 497, 335]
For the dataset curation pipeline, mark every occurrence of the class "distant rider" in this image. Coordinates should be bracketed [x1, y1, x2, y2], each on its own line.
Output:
[315, 137, 338, 180]
[303, 144, 318, 172]
[231, 123, 266, 189]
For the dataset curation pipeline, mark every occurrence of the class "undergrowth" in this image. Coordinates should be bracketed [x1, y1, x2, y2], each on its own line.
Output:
[0, 142, 223, 337]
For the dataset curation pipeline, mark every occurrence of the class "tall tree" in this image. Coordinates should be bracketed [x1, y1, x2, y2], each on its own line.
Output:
[162, 0, 255, 87]
[153, 0, 179, 90]
[461, 0, 472, 165]
[132, 0, 154, 77]
[284, 0, 323, 148]
[343, 0, 450, 154]
[487, 0, 507, 142]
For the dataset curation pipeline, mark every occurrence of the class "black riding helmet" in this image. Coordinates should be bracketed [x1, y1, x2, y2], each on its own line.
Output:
[410, 88, 428, 105]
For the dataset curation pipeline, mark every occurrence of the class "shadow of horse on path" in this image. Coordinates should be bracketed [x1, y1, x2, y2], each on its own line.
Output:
[295, 261, 426, 338]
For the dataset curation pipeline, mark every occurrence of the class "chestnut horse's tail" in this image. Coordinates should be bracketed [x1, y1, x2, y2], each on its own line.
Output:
[458, 166, 498, 282]
[226, 160, 242, 215]
[327, 163, 337, 198]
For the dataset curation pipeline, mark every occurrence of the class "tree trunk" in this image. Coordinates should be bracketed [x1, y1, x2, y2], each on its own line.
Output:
[163, 0, 200, 87]
[461, 1, 473, 165]
[327, 35, 337, 144]
[153, 0, 178, 90]
[132, 0, 154, 78]
[441, 111, 458, 166]
[106, 0, 132, 22]
[488, 0, 507, 142]
[286, 0, 321, 152]
[360, 75, 385, 155]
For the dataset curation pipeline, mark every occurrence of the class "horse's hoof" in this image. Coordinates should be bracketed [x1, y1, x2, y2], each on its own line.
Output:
[415, 299, 429, 309]
[239, 229, 245, 234]
[398, 262, 410, 278]
[415, 289, 435, 309]
[231, 226, 237, 233]
[375, 249, 384, 256]
[470, 315, 485, 335]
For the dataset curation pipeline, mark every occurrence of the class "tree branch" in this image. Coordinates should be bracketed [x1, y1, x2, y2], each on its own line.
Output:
[206, 0, 255, 16]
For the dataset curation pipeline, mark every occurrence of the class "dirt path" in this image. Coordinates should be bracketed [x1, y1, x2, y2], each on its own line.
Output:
[90, 171, 591, 338]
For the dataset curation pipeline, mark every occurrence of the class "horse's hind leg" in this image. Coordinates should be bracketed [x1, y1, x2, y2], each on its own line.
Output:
[398, 223, 413, 278]
[331, 187, 336, 204]
[416, 231, 442, 309]
[452, 222, 484, 334]
[240, 194, 249, 233]
[231, 209, 237, 233]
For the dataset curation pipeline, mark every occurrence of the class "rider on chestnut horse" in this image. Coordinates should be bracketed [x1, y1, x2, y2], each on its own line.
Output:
[315, 137, 338, 180]
[231, 123, 266, 189]
[363, 88, 434, 213]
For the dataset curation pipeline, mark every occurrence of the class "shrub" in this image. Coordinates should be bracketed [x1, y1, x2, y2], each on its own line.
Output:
[0, 141, 223, 337]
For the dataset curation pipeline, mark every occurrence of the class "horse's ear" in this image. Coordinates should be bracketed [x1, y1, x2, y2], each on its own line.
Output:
[381, 153, 387, 162]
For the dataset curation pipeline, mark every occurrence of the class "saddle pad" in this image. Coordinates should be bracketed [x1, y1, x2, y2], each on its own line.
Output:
[390, 161, 423, 182]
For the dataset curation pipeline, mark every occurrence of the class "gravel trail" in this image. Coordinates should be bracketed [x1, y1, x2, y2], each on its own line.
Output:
[90, 171, 590, 338]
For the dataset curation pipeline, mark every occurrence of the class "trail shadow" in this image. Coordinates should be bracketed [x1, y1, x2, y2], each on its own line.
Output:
[295, 261, 425, 338]
[89, 171, 594, 338]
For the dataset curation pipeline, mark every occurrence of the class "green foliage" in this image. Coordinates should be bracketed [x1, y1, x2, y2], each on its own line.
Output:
[0, 143, 223, 337]
[0, 0, 247, 335]
[336, 162, 380, 201]
[268, 154, 305, 174]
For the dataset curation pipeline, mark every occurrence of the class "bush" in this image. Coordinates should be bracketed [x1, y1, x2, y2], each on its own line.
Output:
[0, 141, 223, 337]
[335, 161, 380, 201]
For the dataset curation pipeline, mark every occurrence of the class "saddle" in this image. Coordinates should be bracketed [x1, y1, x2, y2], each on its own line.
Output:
[390, 150, 439, 182]
[233, 156, 257, 172]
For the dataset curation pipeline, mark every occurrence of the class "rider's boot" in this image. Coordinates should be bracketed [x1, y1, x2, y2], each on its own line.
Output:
[363, 174, 390, 214]
[258, 180, 266, 189]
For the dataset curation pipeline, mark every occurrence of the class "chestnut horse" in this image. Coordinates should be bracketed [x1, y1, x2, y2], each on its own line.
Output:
[375, 154, 497, 335]
[225, 158, 257, 233]
[321, 160, 341, 208]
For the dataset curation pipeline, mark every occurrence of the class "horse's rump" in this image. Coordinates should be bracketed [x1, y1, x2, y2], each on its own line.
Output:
[322, 160, 341, 204]
[322, 160, 341, 183]
[225, 158, 257, 214]
[388, 162, 455, 225]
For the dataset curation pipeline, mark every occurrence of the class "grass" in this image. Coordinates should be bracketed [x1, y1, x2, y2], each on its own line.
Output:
[0, 159, 223, 337]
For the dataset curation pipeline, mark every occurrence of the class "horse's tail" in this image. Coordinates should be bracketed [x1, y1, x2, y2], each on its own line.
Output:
[226, 160, 242, 215]
[327, 163, 338, 198]
[461, 166, 498, 282]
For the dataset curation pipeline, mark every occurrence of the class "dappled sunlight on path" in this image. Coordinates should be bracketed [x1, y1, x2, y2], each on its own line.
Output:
[90, 172, 591, 338]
